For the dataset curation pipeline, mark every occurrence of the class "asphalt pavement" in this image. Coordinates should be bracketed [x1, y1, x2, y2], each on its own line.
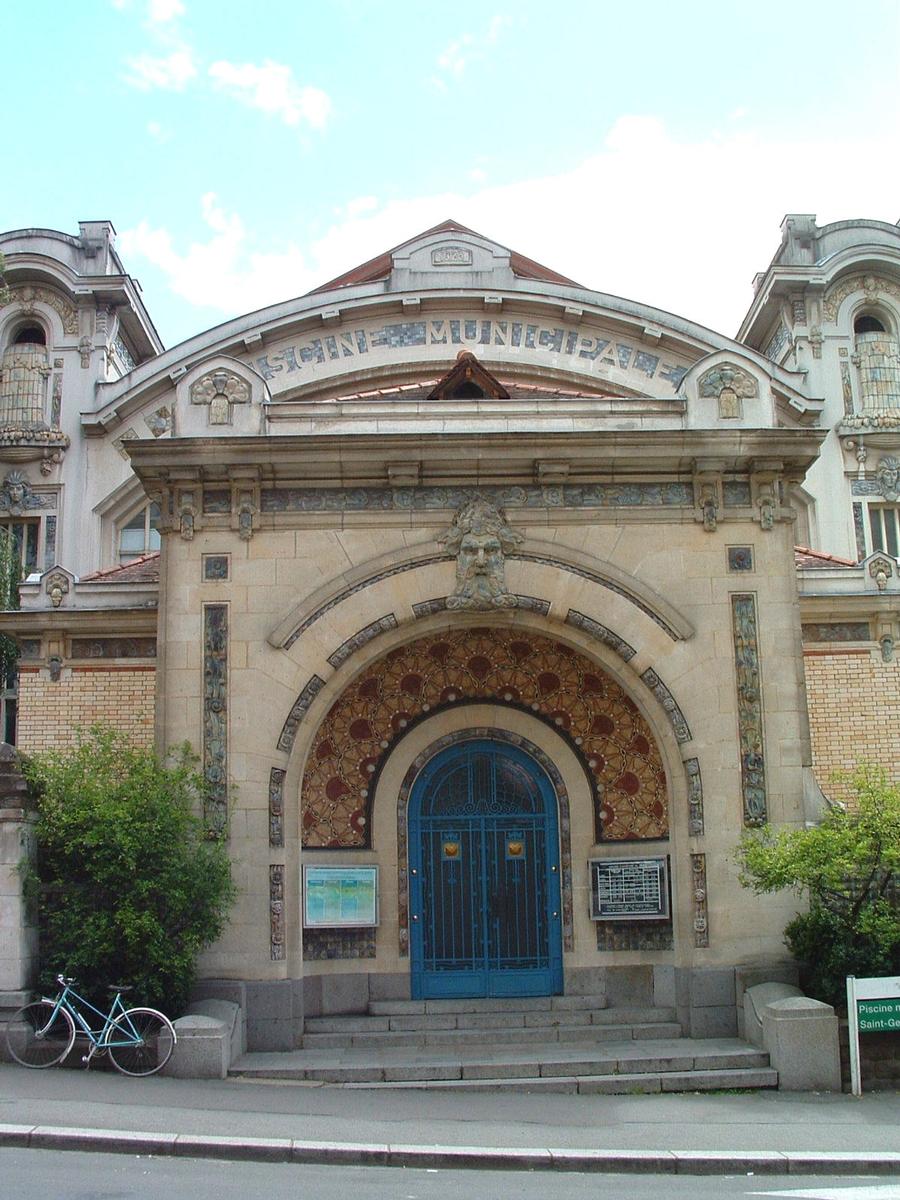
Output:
[1, 1062, 898, 1176]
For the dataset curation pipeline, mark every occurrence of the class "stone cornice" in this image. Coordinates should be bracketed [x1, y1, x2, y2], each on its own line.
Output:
[126, 428, 825, 489]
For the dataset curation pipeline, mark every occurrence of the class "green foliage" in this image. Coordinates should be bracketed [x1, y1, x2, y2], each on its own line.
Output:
[24, 726, 236, 1014]
[736, 767, 900, 1007]
[0, 525, 22, 678]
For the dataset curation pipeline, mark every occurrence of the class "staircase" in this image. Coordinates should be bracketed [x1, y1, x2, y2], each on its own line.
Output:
[229, 995, 777, 1093]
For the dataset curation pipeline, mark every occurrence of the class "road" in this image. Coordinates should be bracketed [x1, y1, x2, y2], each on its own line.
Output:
[2, 1151, 899, 1200]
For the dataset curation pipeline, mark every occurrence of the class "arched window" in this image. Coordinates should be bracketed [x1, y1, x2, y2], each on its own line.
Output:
[118, 501, 161, 561]
[854, 314, 887, 335]
[12, 325, 47, 346]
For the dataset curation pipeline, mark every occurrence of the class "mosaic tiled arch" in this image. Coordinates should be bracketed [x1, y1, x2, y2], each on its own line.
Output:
[396, 728, 574, 956]
[301, 628, 668, 848]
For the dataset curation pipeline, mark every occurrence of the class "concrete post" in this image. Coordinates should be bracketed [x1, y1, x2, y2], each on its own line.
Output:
[0, 743, 38, 1008]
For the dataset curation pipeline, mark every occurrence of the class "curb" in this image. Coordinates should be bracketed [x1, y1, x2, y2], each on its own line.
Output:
[2, 1125, 900, 1175]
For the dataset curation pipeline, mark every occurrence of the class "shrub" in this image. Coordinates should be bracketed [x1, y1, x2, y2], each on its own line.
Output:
[736, 766, 900, 1009]
[24, 727, 236, 1014]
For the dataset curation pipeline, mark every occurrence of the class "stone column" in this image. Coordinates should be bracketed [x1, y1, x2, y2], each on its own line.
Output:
[0, 743, 38, 1009]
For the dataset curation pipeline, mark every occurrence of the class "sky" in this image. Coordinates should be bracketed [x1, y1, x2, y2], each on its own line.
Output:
[4, 0, 900, 349]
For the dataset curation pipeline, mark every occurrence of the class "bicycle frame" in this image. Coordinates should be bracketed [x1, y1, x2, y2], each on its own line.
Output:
[42, 980, 141, 1065]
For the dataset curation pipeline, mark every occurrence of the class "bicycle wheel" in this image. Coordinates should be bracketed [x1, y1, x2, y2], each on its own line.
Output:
[5, 1001, 76, 1068]
[106, 1007, 176, 1076]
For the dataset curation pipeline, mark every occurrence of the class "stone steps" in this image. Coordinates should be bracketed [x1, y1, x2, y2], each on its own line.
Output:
[230, 1036, 775, 1092]
[301, 999, 680, 1050]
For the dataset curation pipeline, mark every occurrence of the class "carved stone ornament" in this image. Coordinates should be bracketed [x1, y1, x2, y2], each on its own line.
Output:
[698, 483, 718, 533]
[44, 570, 69, 608]
[439, 497, 523, 611]
[823, 273, 900, 324]
[697, 363, 759, 421]
[869, 555, 894, 591]
[190, 369, 251, 425]
[875, 455, 900, 501]
[880, 634, 894, 664]
[0, 470, 52, 515]
[3, 285, 79, 336]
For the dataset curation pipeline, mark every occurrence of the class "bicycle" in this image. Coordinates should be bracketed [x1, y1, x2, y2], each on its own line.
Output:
[4, 975, 177, 1077]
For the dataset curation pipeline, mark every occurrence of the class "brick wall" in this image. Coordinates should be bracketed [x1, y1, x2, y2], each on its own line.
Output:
[804, 649, 900, 801]
[17, 667, 156, 753]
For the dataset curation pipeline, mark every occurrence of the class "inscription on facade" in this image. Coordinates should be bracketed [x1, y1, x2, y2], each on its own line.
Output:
[255, 315, 689, 393]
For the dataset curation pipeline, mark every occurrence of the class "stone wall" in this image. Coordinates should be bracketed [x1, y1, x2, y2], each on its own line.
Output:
[840, 1024, 900, 1092]
[17, 666, 155, 753]
[804, 649, 900, 801]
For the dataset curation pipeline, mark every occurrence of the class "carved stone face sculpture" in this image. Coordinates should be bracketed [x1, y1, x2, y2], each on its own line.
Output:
[440, 497, 522, 611]
[876, 456, 900, 501]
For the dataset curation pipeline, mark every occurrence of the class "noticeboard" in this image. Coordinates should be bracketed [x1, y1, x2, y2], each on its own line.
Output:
[303, 865, 379, 928]
[589, 856, 669, 921]
[847, 974, 900, 1095]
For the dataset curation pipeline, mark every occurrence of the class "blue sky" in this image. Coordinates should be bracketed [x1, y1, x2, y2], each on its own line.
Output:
[5, 0, 899, 348]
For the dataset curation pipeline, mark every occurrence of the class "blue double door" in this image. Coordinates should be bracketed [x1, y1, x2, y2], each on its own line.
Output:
[409, 740, 563, 999]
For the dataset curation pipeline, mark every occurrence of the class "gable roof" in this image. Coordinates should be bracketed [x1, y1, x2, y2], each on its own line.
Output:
[427, 351, 510, 400]
[307, 218, 582, 294]
[794, 545, 857, 569]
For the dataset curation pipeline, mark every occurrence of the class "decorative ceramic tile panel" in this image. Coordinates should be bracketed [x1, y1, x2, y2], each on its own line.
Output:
[301, 629, 668, 849]
[691, 853, 709, 947]
[203, 604, 228, 836]
[684, 757, 704, 835]
[565, 610, 637, 661]
[596, 920, 673, 951]
[731, 594, 767, 826]
[277, 675, 325, 752]
[203, 555, 229, 581]
[801, 622, 871, 643]
[727, 546, 753, 572]
[303, 928, 376, 960]
[327, 614, 398, 669]
[269, 767, 285, 847]
[270, 864, 285, 960]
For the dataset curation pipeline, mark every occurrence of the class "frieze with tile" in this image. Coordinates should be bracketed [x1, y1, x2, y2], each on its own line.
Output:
[260, 482, 694, 514]
[301, 628, 669, 849]
[203, 604, 228, 837]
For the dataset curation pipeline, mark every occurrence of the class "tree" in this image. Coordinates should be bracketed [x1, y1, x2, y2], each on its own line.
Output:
[736, 768, 900, 1008]
[23, 727, 237, 1014]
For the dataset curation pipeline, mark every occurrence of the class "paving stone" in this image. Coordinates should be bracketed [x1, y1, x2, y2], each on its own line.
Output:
[305, 1017, 390, 1033]
[632, 1022, 683, 1039]
[455, 1011, 527, 1029]
[388, 1014, 457, 1031]
[524, 1010, 592, 1027]
[382, 1063, 461, 1082]
[368, 1000, 424, 1015]
[539, 1058, 618, 1077]
[618, 1055, 695, 1074]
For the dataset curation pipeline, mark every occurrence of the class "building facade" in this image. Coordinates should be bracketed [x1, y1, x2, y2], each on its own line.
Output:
[1, 216, 898, 1045]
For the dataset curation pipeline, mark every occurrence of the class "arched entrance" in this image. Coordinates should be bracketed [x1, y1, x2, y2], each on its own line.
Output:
[408, 737, 563, 999]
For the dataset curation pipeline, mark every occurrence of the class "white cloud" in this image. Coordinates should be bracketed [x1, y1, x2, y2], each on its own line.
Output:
[120, 116, 900, 341]
[146, 119, 170, 142]
[125, 46, 196, 90]
[147, 0, 184, 20]
[345, 196, 379, 218]
[208, 59, 331, 128]
[435, 14, 510, 82]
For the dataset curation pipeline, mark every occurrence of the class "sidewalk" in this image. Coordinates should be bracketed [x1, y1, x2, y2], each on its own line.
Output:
[1, 1061, 898, 1175]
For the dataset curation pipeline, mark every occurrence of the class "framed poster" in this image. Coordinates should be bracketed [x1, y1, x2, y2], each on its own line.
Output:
[589, 856, 669, 921]
[303, 865, 379, 928]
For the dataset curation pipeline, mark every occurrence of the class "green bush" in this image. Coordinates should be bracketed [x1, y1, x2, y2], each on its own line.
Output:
[736, 766, 900, 1010]
[24, 727, 236, 1014]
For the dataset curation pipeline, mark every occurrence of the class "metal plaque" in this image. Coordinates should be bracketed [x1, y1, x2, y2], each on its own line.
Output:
[589, 856, 669, 921]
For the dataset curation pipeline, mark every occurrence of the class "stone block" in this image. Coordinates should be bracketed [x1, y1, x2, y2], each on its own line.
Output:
[320, 972, 369, 1015]
[743, 981, 802, 1049]
[191, 999, 244, 1061]
[761, 994, 842, 1092]
[689, 1005, 738, 1039]
[367, 972, 410, 1001]
[302, 974, 323, 1018]
[690, 967, 736, 1008]
[606, 966, 653, 1007]
[244, 979, 293, 1021]
[246, 1016, 294, 1052]
[653, 964, 676, 1009]
[167, 1014, 229, 1079]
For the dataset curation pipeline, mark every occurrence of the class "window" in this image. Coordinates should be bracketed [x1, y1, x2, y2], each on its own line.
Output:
[868, 506, 900, 558]
[0, 518, 39, 574]
[12, 325, 47, 346]
[118, 502, 161, 561]
[854, 314, 887, 336]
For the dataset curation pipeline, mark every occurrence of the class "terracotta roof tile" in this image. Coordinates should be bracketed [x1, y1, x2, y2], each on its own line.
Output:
[81, 552, 160, 583]
[794, 545, 858, 568]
